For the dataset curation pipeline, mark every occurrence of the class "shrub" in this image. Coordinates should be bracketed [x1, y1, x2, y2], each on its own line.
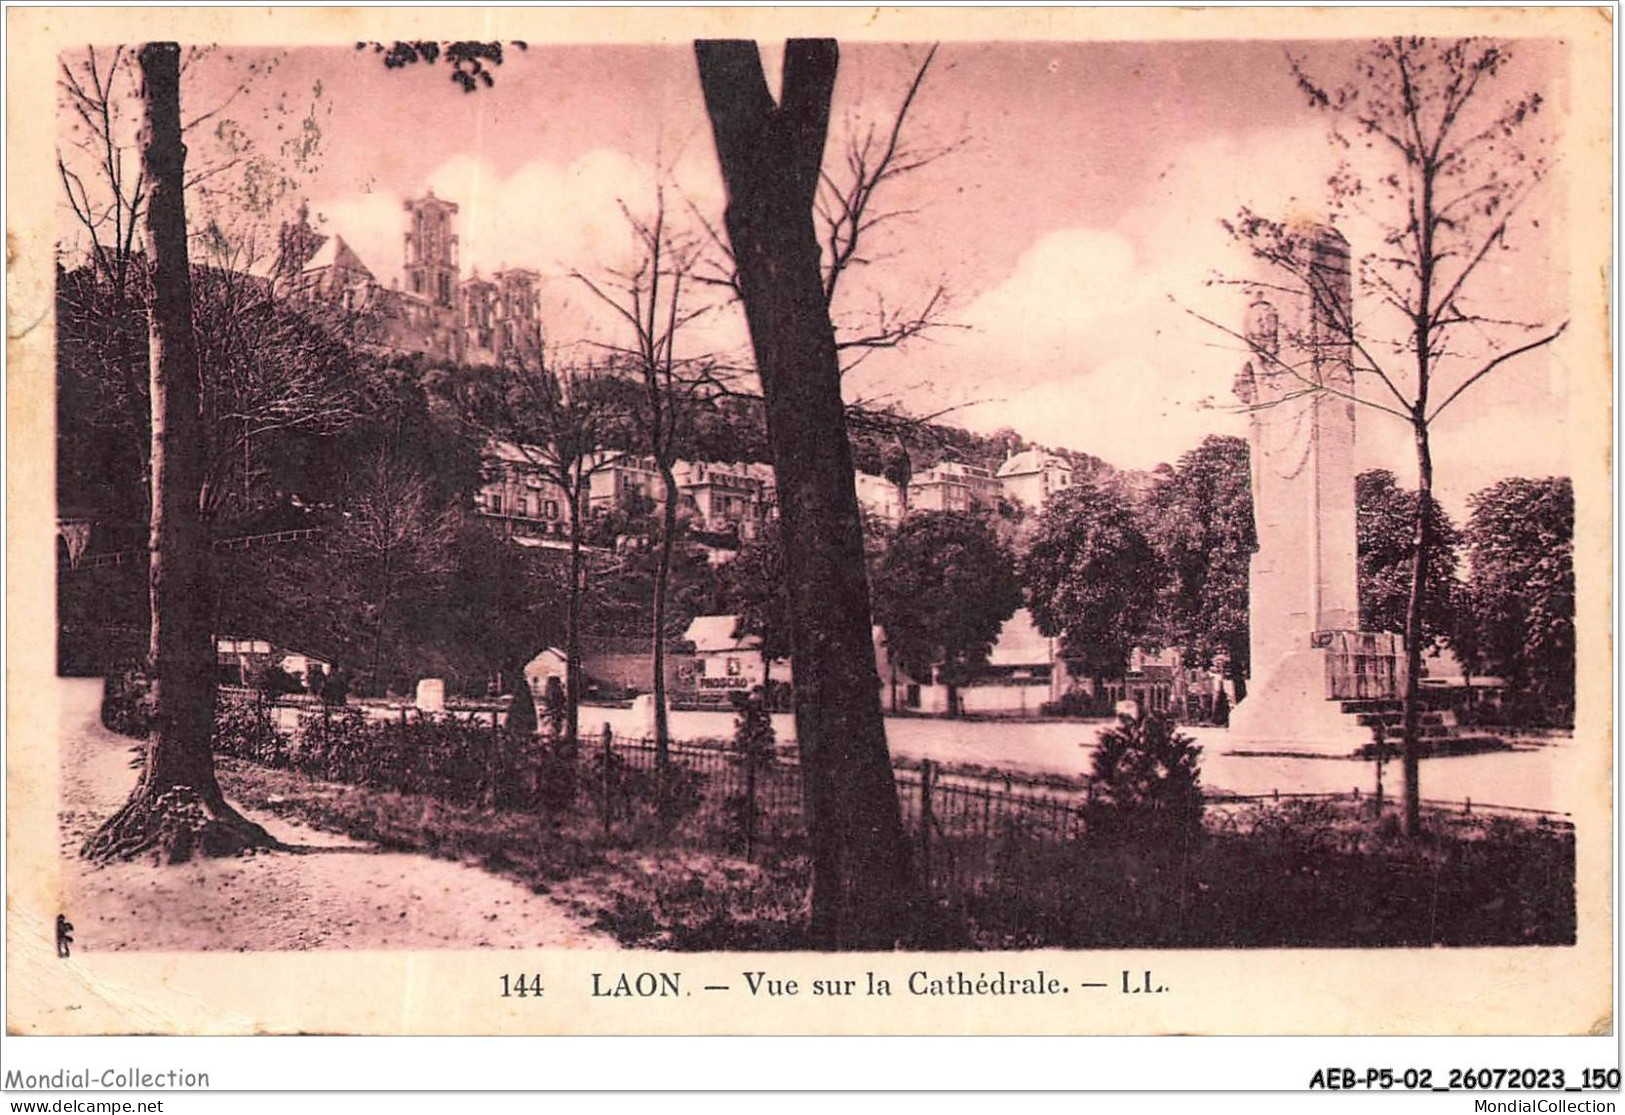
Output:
[542, 676, 566, 738]
[537, 738, 582, 814]
[721, 691, 778, 855]
[731, 690, 776, 762]
[257, 663, 302, 701]
[579, 742, 632, 824]
[653, 761, 707, 828]
[1087, 711, 1204, 841]
[214, 698, 282, 766]
[102, 669, 155, 739]
[321, 669, 351, 706]
[580, 745, 706, 840]
[289, 707, 373, 785]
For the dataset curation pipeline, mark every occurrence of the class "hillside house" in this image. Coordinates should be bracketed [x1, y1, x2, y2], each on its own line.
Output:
[854, 472, 904, 525]
[476, 441, 573, 540]
[908, 461, 1003, 514]
[996, 449, 1074, 511]
[675, 461, 774, 542]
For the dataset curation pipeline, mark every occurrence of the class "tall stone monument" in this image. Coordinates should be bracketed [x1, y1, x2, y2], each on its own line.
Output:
[1227, 225, 1401, 752]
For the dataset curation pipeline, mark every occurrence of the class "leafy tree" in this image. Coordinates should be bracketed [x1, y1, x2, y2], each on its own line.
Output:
[1463, 476, 1574, 725]
[1024, 482, 1160, 700]
[434, 519, 565, 741]
[1356, 469, 1461, 646]
[872, 512, 1021, 717]
[722, 519, 792, 696]
[1144, 435, 1254, 694]
[583, 532, 724, 641]
[881, 440, 914, 516]
[1222, 37, 1568, 835]
[356, 40, 525, 93]
[687, 394, 773, 463]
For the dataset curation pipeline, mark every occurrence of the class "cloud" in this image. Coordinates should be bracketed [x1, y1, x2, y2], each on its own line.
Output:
[906, 120, 1571, 501]
[310, 146, 736, 353]
[313, 148, 719, 284]
[956, 360, 1248, 472]
[887, 125, 1342, 468]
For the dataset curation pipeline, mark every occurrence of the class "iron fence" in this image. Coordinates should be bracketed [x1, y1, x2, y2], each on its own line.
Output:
[587, 733, 1570, 884]
[211, 695, 1574, 905]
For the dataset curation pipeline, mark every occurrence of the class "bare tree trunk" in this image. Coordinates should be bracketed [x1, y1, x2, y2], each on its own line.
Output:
[83, 42, 273, 863]
[697, 39, 919, 949]
[1400, 420, 1434, 836]
[368, 541, 393, 691]
[652, 462, 677, 767]
[565, 493, 583, 755]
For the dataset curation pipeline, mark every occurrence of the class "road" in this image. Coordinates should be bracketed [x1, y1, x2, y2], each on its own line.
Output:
[584, 705, 1578, 815]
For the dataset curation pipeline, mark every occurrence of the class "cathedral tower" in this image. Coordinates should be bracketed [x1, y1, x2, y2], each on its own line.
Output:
[403, 190, 459, 309]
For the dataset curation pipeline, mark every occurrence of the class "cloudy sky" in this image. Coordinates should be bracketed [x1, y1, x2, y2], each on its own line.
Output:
[139, 37, 1574, 517]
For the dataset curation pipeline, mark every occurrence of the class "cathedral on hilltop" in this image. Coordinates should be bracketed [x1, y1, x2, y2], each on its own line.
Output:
[274, 189, 543, 367]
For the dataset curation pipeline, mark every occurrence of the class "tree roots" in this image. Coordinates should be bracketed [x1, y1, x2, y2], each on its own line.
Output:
[81, 785, 281, 865]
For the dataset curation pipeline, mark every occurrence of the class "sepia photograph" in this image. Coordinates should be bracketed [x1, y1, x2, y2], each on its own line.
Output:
[5, 5, 1613, 1044]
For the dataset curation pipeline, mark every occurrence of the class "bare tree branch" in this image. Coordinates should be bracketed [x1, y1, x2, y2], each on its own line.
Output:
[1427, 321, 1569, 423]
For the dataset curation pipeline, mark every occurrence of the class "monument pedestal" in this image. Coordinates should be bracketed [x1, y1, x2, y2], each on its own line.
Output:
[1228, 649, 1371, 754]
[1228, 630, 1405, 755]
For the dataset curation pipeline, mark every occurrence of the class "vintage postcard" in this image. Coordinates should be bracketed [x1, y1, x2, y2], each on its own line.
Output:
[6, 6, 1614, 1041]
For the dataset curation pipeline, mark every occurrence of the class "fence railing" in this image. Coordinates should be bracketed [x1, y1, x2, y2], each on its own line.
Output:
[583, 731, 1572, 890]
[212, 695, 1574, 904]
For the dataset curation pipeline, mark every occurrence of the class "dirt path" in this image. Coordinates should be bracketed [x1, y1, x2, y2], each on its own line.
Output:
[58, 679, 613, 951]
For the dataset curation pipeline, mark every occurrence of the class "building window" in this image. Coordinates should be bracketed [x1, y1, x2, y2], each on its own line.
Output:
[726, 657, 741, 677]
